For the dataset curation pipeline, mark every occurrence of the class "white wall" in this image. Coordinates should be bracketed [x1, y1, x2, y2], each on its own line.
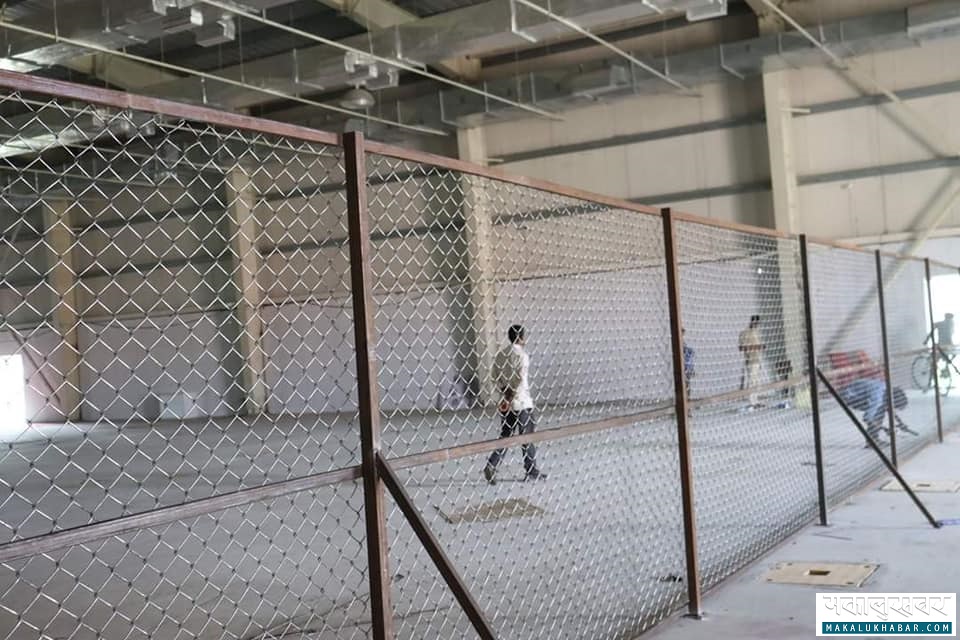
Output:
[485, 80, 772, 228]
[482, 37, 960, 241]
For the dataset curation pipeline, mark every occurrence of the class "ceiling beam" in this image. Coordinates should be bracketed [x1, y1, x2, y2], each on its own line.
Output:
[742, 0, 786, 33]
[316, 0, 481, 80]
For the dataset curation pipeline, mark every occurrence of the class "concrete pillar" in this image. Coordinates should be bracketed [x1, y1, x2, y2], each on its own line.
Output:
[225, 167, 268, 415]
[457, 127, 500, 406]
[43, 200, 83, 421]
[762, 69, 807, 379]
[763, 70, 801, 235]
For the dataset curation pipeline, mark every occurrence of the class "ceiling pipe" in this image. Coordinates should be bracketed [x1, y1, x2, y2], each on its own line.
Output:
[0, 16, 447, 146]
[0, 0, 292, 73]
[140, 0, 716, 112]
[198, 0, 563, 120]
[511, 0, 695, 93]
[292, 0, 960, 138]
[758, 0, 960, 160]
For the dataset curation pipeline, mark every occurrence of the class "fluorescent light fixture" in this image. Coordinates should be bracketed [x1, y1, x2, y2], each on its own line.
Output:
[0, 355, 27, 439]
[339, 87, 376, 110]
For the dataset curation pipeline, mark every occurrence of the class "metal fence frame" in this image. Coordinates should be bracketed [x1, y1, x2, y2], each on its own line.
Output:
[0, 69, 958, 639]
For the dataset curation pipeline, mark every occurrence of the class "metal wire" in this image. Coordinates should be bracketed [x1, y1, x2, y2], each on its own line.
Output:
[808, 244, 895, 503]
[0, 76, 958, 640]
[676, 220, 817, 588]
[880, 255, 940, 456]
[928, 262, 960, 434]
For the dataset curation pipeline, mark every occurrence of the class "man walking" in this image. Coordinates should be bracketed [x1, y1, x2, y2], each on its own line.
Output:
[739, 315, 764, 410]
[484, 324, 546, 484]
[927, 313, 956, 377]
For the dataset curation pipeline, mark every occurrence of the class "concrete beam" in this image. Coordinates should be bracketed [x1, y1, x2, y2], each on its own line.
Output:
[225, 167, 268, 415]
[316, 0, 480, 81]
[43, 200, 83, 421]
[743, 0, 786, 33]
[457, 126, 499, 406]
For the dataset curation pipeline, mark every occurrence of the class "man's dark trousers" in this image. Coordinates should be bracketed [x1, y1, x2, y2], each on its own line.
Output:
[487, 409, 537, 474]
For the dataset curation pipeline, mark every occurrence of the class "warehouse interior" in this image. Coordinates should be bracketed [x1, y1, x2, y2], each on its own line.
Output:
[0, 1, 959, 639]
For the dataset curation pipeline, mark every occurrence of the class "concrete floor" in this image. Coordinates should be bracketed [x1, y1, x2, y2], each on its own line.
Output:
[645, 430, 960, 640]
[0, 390, 958, 639]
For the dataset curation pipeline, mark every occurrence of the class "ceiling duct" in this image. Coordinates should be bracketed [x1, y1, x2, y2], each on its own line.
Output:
[0, 0, 291, 74]
[0, 106, 158, 159]
[143, 0, 724, 110]
[331, 0, 960, 137]
[686, 0, 727, 22]
[907, 2, 960, 39]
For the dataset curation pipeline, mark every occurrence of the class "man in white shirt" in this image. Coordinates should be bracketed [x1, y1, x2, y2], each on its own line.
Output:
[483, 325, 546, 484]
[738, 314, 764, 409]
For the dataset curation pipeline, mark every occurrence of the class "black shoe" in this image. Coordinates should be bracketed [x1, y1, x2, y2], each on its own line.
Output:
[524, 469, 547, 481]
[483, 466, 497, 485]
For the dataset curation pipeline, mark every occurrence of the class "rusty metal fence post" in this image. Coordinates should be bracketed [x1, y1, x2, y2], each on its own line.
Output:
[344, 131, 395, 640]
[799, 235, 828, 526]
[661, 208, 702, 618]
[924, 258, 944, 443]
[875, 250, 898, 468]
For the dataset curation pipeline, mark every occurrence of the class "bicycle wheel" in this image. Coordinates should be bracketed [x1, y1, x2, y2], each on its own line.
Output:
[912, 354, 933, 391]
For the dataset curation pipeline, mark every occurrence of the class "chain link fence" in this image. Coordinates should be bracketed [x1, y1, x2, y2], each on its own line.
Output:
[0, 73, 958, 640]
[928, 261, 960, 435]
[676, 220, 818, 590]
[880, 254, 939, 457]
[807, 243, 896, 504]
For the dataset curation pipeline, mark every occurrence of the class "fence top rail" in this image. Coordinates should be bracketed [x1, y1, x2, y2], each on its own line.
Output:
[929, 257, 960, 271]
[878, 249, 922, 262]
[363, 139, 663, 217]
[806, 235, 876, 255]
[0, 69, 340, 148]
[670, 209, 792, 239]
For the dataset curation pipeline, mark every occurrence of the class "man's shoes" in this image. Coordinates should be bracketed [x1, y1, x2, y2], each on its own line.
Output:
[483, 465, 497, 485]
[524, 469, 547, 481]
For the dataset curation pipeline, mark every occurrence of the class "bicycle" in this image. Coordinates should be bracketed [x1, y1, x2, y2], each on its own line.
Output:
[911, 345, 957, 396]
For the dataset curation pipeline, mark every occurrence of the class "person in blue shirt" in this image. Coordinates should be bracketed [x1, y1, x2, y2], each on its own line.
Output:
[682, 329, 694, 402]
[839, 376, 908, 443]
[839, 378, 887, 439]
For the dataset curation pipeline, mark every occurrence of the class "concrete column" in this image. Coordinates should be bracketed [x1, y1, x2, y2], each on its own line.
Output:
[762, 69, 807, 379]
[457, 127, 500, 406]
[763, 70, 801, 235]
[43, 200, 83, 421]
[225, 167, 268, 415]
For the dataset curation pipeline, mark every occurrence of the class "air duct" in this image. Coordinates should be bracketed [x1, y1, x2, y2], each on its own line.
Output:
[143, 0, 724, 110]
[0, 0, 292, 74]
[0, 107, 158, 159]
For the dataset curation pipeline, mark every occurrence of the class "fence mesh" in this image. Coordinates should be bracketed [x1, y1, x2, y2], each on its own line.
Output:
[0, 482, 371, 640]
[929, 262, 960, 434]
[880, 255, 939, 456]
[808, 244, 897, 503]
[364, 152, 672, 458]
[363, 152, 684, 638]
[0, 77, 957, 640]
[0, 89, 373, 639]
[676, 221, 817, 589]
[386, 422, 686, 640]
